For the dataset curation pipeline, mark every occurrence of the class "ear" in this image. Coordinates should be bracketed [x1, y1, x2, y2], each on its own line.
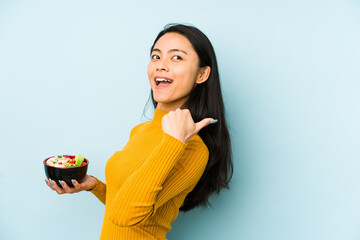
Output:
[195, 66, 211, 84]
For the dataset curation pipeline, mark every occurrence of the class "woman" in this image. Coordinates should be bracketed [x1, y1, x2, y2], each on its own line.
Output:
[45, 23, 233, 239]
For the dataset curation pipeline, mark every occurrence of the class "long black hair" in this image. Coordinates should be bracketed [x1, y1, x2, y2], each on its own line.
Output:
[148, 23, 233, 212]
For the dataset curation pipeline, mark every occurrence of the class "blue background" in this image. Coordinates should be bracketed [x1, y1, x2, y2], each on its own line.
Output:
[1, 0, 359, 239]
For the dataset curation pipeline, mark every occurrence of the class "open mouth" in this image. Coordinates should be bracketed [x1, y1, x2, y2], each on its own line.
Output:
[155, 77, 173, 87]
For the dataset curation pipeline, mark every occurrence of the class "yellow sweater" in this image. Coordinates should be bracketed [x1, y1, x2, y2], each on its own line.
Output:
[89, 108, 209, 240]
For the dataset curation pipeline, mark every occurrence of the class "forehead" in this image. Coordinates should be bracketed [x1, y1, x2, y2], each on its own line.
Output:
[153, 32, 195, 53]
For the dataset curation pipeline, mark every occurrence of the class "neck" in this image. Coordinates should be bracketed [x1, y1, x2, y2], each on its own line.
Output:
[156, 100, 187, 112]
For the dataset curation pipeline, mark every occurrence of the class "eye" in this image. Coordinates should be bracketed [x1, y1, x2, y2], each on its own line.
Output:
[172, 55, 182, 60]
[151, 54, 160, 60]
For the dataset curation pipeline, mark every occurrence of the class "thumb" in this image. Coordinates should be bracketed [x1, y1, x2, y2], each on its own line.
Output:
[194, 118, 214, 134]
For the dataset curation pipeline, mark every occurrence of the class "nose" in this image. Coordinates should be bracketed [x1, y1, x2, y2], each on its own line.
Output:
[156, 60, 168, 72]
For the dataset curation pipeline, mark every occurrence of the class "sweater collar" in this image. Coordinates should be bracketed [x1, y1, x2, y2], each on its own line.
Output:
[151, 108, 168, 126]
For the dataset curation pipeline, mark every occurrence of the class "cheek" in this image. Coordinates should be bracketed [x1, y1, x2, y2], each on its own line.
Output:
[147, 64, 153, 83]
[176, 67, 199, 89]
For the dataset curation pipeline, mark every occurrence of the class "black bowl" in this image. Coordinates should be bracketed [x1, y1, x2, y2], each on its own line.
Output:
[43, 155, 89, 188]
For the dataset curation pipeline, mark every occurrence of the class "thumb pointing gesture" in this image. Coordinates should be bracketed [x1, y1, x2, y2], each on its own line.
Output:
[162, 108, 218, 143]
[186, 118, 218, 143]
[194, 118, 217, 134]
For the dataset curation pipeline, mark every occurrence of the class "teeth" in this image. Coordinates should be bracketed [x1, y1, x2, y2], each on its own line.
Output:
[155, 78, 173, 83]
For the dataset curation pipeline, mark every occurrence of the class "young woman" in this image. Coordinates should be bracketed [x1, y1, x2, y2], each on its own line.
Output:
[45, 23, 233, 239]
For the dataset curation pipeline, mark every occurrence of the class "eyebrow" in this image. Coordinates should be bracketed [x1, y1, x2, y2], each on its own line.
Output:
[152, 48, 188, 55]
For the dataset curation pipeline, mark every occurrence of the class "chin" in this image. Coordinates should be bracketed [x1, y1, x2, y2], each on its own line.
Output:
[153, 94, 168, 103]
[154, 98, 168, 104]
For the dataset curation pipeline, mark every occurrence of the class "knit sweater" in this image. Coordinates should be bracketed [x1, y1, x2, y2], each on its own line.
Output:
[89, 108, 209, 240]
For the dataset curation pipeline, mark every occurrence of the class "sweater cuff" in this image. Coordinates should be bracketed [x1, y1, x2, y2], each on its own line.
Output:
[163, 132, 187, 147]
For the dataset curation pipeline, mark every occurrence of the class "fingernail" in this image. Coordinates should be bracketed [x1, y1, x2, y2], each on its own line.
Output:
[59, 180, 64, 186]
[210, 119, 218, 124]
[71, 179, 76, 185]
[49, 178, 53, 186]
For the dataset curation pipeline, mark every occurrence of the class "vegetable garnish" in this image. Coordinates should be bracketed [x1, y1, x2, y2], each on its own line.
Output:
[75, 155, 85, 167]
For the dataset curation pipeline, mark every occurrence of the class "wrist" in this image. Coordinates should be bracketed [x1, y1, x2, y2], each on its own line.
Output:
[86, 175, 98, 191]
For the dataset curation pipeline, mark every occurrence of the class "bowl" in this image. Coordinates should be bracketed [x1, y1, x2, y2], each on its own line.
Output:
[43, 155, 89, 188]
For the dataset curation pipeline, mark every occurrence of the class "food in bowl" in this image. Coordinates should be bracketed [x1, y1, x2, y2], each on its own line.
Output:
[44, 154, 88, 188]
[46, 155, 85, 168]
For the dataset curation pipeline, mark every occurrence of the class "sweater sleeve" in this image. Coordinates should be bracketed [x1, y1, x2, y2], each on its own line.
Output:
[108, 133, 191, 227]
[88, 177, 106, 205]
[154, 136, 208, 209]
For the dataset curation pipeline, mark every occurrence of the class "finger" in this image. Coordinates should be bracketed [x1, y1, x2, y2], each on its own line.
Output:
[48, 178, 56, 186]
[45, 178, 51, 187]
[47, 178, 55, 187]
[195, 118, 214, 133]
[59, 180, 74, 193]
[51, 180, 66, 194]
[71, 179, 82, 191]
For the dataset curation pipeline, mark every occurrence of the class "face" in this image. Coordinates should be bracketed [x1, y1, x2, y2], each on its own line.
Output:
[147, 32, 209, 112]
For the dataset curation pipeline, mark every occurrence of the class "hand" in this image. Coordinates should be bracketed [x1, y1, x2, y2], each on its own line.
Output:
[45, 174, 97, 195]
[161, 108, 214, 143]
